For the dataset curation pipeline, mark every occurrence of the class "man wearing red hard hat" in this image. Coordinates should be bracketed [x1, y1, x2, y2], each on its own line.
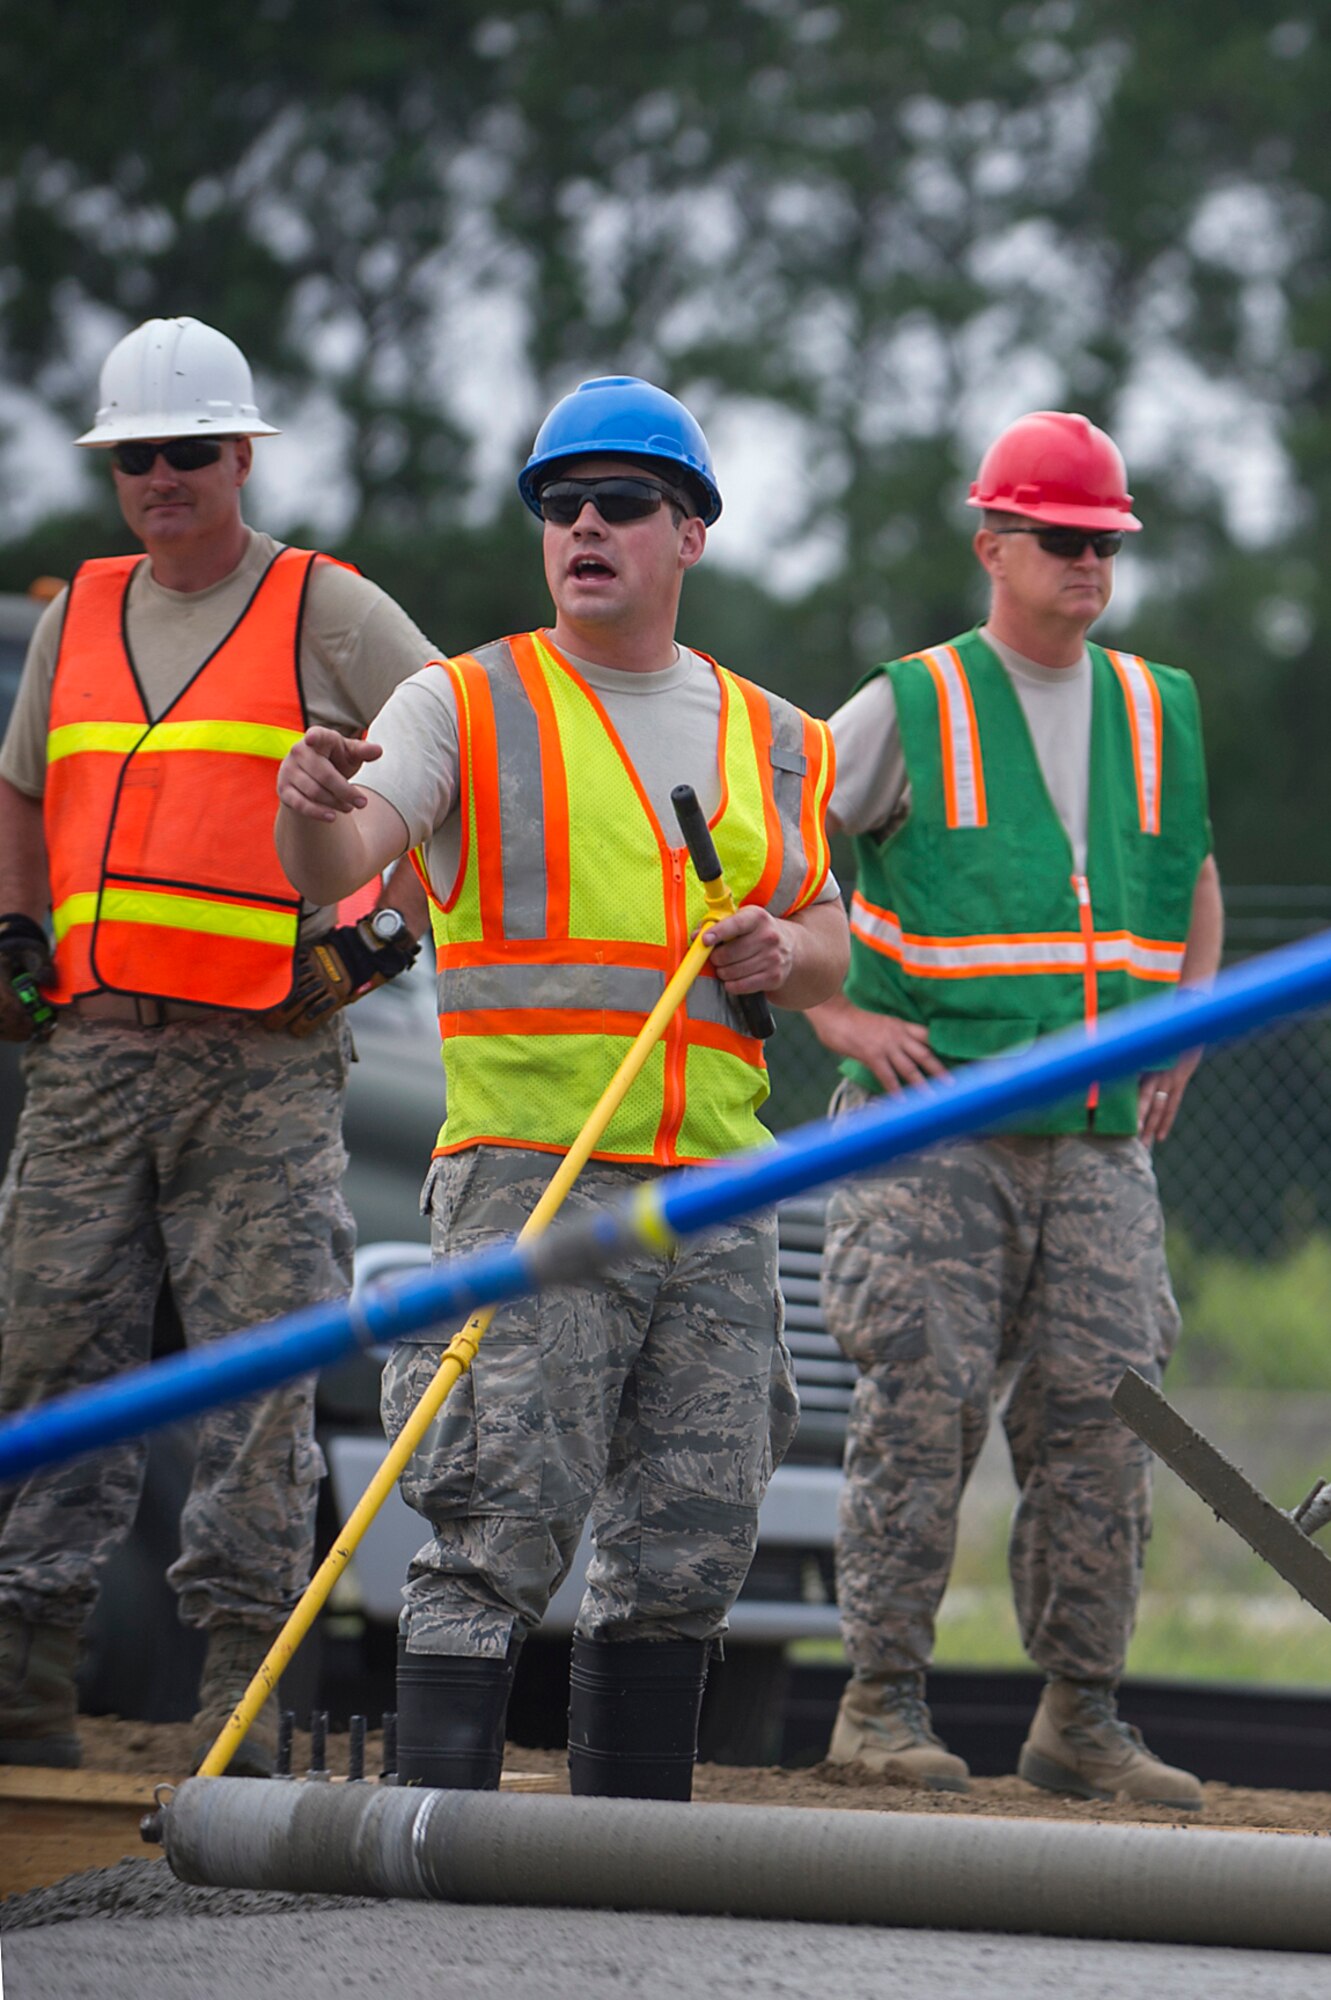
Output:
[807, 411, 1222, 1809]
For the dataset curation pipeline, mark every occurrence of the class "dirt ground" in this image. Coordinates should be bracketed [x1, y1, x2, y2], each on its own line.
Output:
[5, 1712, 1331, 1926]
[53, 1712, 1331, 1827]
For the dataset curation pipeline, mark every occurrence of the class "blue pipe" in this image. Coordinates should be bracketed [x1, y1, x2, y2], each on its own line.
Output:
[2, 925, 1330, 1486]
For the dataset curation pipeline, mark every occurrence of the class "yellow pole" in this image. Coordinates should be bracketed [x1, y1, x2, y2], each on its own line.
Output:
[198, 870, 742, 1777]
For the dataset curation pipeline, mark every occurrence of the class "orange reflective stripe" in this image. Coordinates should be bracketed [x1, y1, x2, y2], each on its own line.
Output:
[791, 713, 834, 912]
[409, 846, 443, 912]
[1107, 650, 1163, 835]
[442, 936, 672, 972]
[686, 1016, 764, 1063]
[734, 674, 784, 910]
[437, 1006, 759, 1065]
[451, 654, 504, 937]
[1091, 933, 1183, 980]
[426, 660, 471, 914]
[434, 1132, 661, 1165]
[918, 644, 987, 830]
[849, 890, 1185, 983]
[509, 633, 570, 938]
[440, 1006, 657, 1040]
[712, 668, 733, 828]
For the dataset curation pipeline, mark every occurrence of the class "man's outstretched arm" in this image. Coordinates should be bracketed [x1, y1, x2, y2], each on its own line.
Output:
[276, 727, 411, 904]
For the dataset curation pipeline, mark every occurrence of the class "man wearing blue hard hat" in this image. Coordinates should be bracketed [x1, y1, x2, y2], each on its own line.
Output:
[276, 375, 849, 1799]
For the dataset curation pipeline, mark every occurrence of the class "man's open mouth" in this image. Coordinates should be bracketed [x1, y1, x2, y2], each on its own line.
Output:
[571, 556, 615, 579]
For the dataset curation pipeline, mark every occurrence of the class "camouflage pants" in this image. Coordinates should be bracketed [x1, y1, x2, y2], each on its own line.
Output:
[822, 1083, 1181, 1683]
[380, 1146, 795, 1658]
[0, 1014, 354, 1633]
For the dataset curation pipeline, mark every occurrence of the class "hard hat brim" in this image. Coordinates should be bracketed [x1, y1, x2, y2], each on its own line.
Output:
[966, 494, 1142, 532]
[75, 417, 282, 446]
[519, 448, 721, 525]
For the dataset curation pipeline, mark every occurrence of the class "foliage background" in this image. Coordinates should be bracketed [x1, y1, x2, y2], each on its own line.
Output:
[2, 0, 1331, 883]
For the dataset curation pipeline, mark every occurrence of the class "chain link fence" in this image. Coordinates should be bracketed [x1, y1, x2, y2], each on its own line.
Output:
[761, 886, 1331, 1265]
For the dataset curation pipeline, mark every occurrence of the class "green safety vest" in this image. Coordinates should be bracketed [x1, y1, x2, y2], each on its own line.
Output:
[417, 630, 835, 1166]
[844, 628, 1211, 1134]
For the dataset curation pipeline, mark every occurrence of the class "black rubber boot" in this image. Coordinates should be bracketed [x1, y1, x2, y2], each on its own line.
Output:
[567, 1636, 710, 1801]
[395, 1638, 518, 1790]
[0, 1618, 82, 1768]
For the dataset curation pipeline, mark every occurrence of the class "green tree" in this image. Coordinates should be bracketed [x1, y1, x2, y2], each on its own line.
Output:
[2, 1, 1329, 872]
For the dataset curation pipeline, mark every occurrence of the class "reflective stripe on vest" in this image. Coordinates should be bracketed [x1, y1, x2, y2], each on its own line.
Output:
[918, 641, 1167, 843]
[848, 891, 1185, 983]
[915, 644, 988, 830]
[425, 631, 833, 1165]
[44, 549, 313, 1009]
[1105, 649, 1164, 835]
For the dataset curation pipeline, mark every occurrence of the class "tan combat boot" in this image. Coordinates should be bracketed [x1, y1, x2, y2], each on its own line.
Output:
[1018, 1678, 1202, 1810]
[0, 1617, 82, 1767]
[827, 1671, 970, 1791]
[190, 1623, 283, 1779]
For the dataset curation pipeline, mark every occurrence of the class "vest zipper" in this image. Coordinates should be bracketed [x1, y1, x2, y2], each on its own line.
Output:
[1072, 872, 1099, 1114]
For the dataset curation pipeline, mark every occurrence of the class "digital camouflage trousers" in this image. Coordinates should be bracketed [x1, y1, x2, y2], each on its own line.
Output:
[380, 1145, 796, 1659]
[821, 1082, 1182, 1683]
[0, 1014, 355, 1633]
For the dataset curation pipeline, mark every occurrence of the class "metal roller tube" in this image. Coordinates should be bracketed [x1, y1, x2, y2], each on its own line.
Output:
[160, 1780, 1331, 1952]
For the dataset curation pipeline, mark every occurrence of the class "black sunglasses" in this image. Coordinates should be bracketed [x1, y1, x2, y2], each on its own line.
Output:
[995, 525, 1125, 559]
[538, 475, 692, 526]
[111, 438, 226, 476]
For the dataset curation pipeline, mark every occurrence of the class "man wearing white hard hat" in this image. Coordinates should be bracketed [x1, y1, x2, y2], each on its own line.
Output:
[0, 316, 441, 1774]
[808, 412, 1223, 1809]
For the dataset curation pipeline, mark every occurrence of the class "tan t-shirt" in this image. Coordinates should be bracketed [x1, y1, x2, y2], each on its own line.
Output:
[829, 626, 1093, 871]
[0, 528, 442, 936]
[363, 635, 839, 905]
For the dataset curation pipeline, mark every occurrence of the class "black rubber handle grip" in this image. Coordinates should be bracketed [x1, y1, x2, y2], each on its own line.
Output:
[672, 784, 776, 1041]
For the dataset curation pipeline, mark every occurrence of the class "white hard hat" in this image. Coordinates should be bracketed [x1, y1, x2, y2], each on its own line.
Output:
[75, 316, 281, 447]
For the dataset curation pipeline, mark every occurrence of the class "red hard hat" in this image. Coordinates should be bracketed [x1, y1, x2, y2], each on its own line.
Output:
[967, 411, 1141, 531]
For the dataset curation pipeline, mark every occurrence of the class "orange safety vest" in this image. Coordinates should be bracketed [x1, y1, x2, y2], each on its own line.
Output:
[44, 548, 318, 1010]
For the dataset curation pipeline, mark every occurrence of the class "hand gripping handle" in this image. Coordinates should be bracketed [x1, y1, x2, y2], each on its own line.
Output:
[671, 784, 776, 1041]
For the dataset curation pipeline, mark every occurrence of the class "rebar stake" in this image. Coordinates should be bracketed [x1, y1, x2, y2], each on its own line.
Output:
[276, 1710, 295, 1780]
[348, 1713, 366, 1782]
[308, 1708, 330, 1782]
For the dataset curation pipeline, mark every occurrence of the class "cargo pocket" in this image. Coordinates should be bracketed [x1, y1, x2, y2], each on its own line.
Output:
[385, 1340, 480, 1521]
[290, 1434, 327, 1499]
[467, 1315, 547, 1518]
[421, 1149, 479, 1251]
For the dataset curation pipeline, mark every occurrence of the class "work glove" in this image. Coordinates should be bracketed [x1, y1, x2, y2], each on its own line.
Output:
[0, 913, 57, 1044]
[267, 911, 421, 1037]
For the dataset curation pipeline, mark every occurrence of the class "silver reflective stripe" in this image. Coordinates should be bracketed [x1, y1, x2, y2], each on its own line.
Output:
[686, 973, 748, 1034]
[436, 959, 750, 1037]
[440, 963, 663, 1016]
[481, 641, 548, 940]
[766, 693, 812, 915]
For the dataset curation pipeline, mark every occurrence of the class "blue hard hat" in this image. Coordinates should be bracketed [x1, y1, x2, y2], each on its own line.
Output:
[518, 375, 722, 524]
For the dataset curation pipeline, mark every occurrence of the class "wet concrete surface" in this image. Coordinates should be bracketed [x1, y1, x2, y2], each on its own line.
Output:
[3, 1859, 1331, 1999]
